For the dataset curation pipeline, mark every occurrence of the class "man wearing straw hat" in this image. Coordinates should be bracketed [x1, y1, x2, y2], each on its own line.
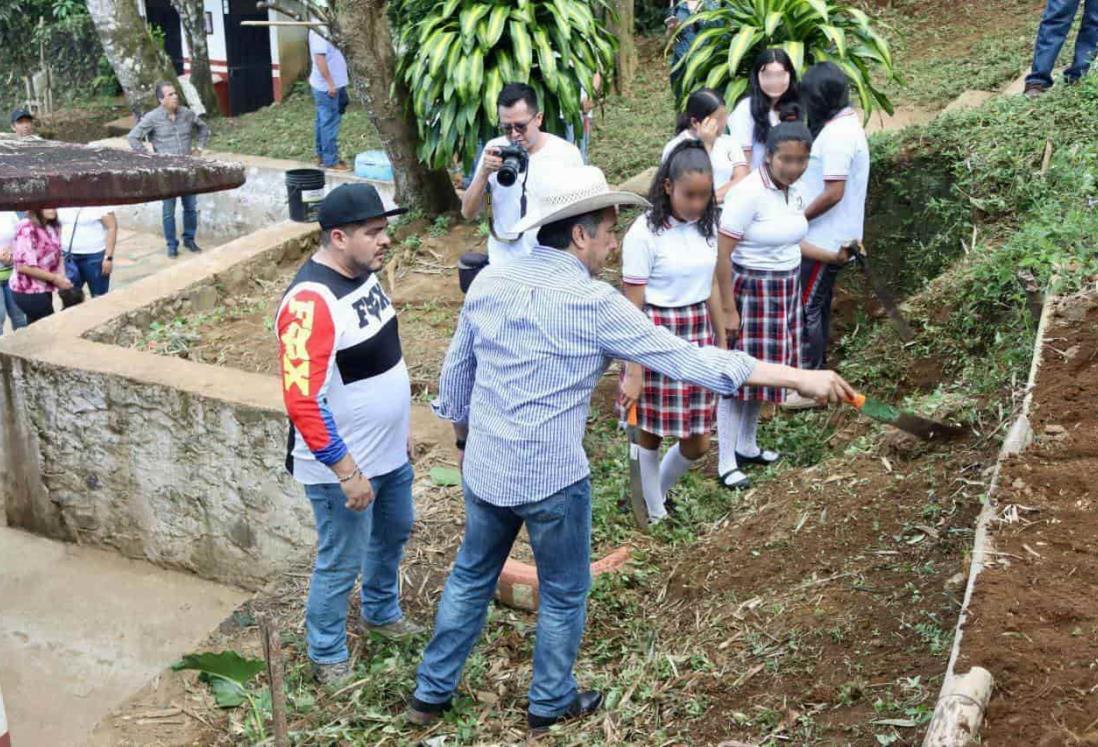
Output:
[407, 165, 854, 734]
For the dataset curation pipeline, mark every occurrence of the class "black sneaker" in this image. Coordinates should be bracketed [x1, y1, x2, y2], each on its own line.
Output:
[167, 247, 179, 258]
[528, 690, 603, 735]
[184, 242, 202, 253]
[405, 695, 451, 726]
[1024, 82, 1048, 98]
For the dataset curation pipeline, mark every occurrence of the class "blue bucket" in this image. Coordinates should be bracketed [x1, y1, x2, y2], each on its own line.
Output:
[354, 150, 394, 181]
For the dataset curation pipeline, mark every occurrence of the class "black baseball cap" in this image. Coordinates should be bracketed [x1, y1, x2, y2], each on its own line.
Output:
[10, 108, 33, 124]
[317, 183, 407, 229]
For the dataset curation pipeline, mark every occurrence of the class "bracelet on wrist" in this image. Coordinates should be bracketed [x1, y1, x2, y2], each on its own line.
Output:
[337, 467, 361, 483]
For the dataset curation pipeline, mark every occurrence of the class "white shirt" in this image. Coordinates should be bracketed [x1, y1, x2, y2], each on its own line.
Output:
[719, 168, 808, 271]
[800, 109, 870, 253]
[0, 212, 17, 271]
[308, 30, 349, 90]
[729, 98, 779, 170]
[58, 206, 113, 255]
[478, 133, 583, 265]
[622, 213, 717, 307]
[660, 131, 747, 190]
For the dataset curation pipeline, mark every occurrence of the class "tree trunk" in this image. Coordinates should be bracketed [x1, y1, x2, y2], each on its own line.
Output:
[85, 0, 181, 118]
[922, 667, 994, 747]
[612, 0, 637, 95]
[333, 0, 459, 214]
[170, 0, 220, 115]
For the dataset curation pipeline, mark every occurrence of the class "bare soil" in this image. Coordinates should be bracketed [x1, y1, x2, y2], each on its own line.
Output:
[957, 293, 1098, 745]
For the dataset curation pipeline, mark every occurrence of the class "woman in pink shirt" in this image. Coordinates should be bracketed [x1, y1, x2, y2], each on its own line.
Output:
[10, 209, 73, 324]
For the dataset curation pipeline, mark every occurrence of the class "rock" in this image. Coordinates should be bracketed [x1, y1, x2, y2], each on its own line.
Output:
[189, 285, 219, 313]
[1044, 424, 1067, 435]
[945, 572, 966, 592]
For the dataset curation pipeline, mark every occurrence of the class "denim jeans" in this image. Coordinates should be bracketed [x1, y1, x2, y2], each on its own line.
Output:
[799, 259, 843, 370]
[304, 461, 415, 664]
[71, 251, 111, 297]
[0, 278, 28, 334]
[313, 86, 347, 167]
[162, 194, 197, 252]
[414, 477, 592, 718]
[1027, 0, 1098, 87]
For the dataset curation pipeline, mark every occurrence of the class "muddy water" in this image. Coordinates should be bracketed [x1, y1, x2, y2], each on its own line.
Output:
[0, 527, 248, 747]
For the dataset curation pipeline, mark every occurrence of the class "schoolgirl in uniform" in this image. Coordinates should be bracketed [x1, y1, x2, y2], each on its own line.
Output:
[728, 49, 801, 175]
[661, 88, 747, 202]
[620, 139, 723, 523]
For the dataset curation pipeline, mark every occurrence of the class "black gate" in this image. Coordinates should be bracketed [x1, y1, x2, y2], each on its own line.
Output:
[224, 0, 274, 115]
[144, 0, 185, 75]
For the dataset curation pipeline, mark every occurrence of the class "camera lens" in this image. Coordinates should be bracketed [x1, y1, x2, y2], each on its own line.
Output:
[497, 159, 519, 187]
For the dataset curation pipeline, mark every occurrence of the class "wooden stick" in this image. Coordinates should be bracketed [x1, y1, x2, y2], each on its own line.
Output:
[241, 19, 324, 26]
[922, 667, 994, 747]
[259, 614, 289, 747]
[1040, 137, 1054, 176]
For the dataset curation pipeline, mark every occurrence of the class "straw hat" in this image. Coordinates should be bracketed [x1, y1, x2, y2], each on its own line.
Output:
[511, 165, 650, 236]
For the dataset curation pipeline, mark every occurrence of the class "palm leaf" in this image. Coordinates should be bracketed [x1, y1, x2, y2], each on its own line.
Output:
[819, 24, 847, 58]
[780, 40, 806, 73]
[727, 25, 762, 77]
[510, 20, 534, 76]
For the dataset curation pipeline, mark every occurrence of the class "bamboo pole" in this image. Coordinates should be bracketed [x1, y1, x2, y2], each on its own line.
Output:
[240, 20, 323, 26]
[922, 667, 994, 746]
[259, 613, 289, 747]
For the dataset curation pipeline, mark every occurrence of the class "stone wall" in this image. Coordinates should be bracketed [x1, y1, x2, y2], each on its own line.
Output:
[0, 221, 319, 589]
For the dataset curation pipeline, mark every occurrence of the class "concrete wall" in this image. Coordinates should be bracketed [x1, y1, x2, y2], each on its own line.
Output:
[91, 139, 396, 246]
[0, 222, 319, 589]
[271, 4, 311, 100]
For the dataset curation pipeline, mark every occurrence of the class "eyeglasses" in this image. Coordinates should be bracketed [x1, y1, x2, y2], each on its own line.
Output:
[499, 117, 537, 135]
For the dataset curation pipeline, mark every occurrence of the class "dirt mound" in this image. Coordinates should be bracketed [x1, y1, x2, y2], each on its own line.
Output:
[957, 295, 1098, 745]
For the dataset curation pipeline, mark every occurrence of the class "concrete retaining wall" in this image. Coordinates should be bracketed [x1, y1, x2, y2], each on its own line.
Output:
[0, 222, 320, 589]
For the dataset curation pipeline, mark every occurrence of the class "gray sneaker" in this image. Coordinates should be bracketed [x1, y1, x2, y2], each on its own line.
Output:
[361, 616, 427, 640]
[313, 660, 353, 687]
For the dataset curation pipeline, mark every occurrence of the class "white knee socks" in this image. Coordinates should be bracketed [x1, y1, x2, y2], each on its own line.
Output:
[659, 442, 698, 496]
[717, 397, 745, 476]
[737, 400, 762, 458]
[638, 446, 666, 520]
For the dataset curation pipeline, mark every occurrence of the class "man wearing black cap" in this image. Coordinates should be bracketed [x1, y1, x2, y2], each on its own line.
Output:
[11, 109, 35, 138]
[275, 183, 424, 686]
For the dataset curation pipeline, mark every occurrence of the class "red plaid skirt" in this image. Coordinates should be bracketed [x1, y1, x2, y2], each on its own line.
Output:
[621, 301, 716, 438]
[731, 264, 801, 402]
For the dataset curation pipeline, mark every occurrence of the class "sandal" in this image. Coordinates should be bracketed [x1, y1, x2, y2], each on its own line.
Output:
[736, 449, 781, 466]
[718, 469, 751, 491]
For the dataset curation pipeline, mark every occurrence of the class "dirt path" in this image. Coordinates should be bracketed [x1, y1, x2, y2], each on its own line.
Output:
[957, 292, 1098, 744]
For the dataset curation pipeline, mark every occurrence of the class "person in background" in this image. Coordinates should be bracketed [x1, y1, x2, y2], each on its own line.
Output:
[729, 49, 801, 174]
[309, 27, 351, 172]
[461, 83, 583, 266]
[661, 88, 746, 202]
[9, 209, 73, 324]
[1023, 0, 1098, 96]
[10, 109, 35, 137]
[566, 71, 603, 164]
[126, 81, 209, 258]
[619, 140, 723, 524]
[0, 212, 29, 333]
[785, 63, 869, 409]
[276, 183, 424, 688]
[57, 206, 118, 306]
[715, 122, 814, 490]
[666, 0, 720, 99]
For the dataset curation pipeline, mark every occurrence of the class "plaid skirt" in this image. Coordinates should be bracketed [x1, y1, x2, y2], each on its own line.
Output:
[731, 264, 801, 402]
[621, 300, 716, 438]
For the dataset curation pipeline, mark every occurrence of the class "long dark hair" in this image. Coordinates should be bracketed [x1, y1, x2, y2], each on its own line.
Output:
[28, 209, 59, 229]
[675, 88, 725, 134]
[646, 139, 718, 239]
[747, 48, 800, 146]
[801, 61, 850, 137]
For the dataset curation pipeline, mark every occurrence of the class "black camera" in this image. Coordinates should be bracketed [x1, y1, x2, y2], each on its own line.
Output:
[495, 144, 529, 187]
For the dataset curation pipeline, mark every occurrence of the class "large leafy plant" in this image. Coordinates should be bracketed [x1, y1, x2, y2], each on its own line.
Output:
[670, 0, 899, 116]
[396, 0, 618, 170]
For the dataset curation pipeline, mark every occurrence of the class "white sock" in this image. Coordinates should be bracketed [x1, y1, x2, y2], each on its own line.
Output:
[737, 400, 762, 457]
[659, 442, 698, 496]
[638, 446, 666, 519]
[716, 397, 743, 476]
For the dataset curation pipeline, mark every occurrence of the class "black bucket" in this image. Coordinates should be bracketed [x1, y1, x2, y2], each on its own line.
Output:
[286, 168, 326, 222]
[457, 252, 489, 294]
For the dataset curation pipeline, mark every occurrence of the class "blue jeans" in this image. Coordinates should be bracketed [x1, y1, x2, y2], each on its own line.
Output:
[162, 194, 197, 252]
[414, 477, 592, 718]
[304, 462, 415, 664]
[1027, 0, 1098, 86]
[313, 86, 348, 167]
[0, 279, 28, 333]
[71, 252, 111, 297]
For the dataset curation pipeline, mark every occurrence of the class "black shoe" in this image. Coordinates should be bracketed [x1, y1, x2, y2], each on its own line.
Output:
[184, 242, 202, 253]
[528, 691, 603, 734]
[167, 247, 179, 258]
[405, 695, 451, 726]
[735, 449, 781, 466]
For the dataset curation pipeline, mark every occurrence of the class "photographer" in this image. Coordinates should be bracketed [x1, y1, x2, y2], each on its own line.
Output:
[461, 83, 583, 266]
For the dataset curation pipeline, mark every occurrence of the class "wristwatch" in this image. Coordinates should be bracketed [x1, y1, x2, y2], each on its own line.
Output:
[455, 438, 467, 450]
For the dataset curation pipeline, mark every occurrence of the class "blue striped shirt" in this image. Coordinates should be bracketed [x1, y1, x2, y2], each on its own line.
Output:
[433, 246, 758, 507]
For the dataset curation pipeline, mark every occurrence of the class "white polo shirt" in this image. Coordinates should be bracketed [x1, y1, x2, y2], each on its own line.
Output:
[660, 131, 747, 190]
[719, 168, 808, 271]
[729, 98, 779, 170]
[478, 133, 583, 266]
[308, 30, 349, 90]
[622, 213, 718, 308]
[57, 206, 113, 255]
[800, 109, 870, 253]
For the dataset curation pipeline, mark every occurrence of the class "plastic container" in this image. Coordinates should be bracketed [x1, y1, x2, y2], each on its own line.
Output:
[285, 168, 326, 222]
[354, 150, 394, 181]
